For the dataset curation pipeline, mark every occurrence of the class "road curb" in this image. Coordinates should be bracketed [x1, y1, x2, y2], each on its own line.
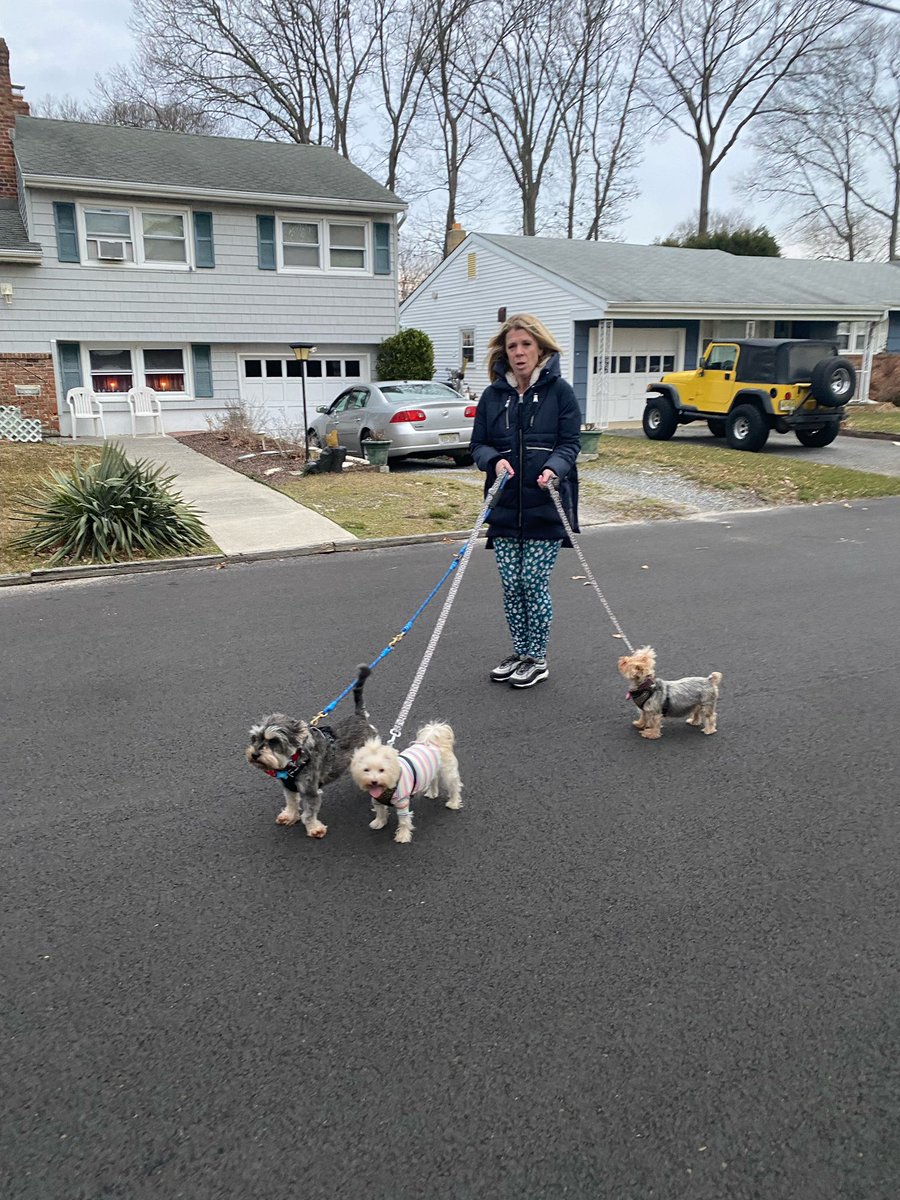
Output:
[840, 427, 900, 442]
[0, 530, 487, 589]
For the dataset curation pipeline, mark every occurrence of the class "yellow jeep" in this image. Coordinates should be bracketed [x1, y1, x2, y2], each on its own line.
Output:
[642, 339, 856, 452]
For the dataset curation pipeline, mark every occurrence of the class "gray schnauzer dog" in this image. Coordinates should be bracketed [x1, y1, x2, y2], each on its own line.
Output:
[618, 646, 722, 740]
[245, 664, 377, 837]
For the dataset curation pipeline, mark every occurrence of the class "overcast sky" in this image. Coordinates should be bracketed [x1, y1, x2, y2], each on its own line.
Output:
[4, 2, 762, 247]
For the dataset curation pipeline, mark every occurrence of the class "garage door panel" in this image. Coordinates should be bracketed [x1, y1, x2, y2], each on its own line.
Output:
[590, 328, 682, 422]
[239, 354, 369, 428]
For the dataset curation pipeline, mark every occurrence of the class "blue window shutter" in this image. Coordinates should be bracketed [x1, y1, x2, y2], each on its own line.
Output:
[374, 222, 391, 275]
[53, 202, 80, 262]
[192, 212, 215, 268]
[191, 345, 214, 398]
[256, 215, 276, 270]
[57, 342, 83, 394]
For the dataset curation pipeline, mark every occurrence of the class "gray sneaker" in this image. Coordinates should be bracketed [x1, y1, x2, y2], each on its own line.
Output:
[490, 653, 522, 682]
[509, 657, 549, 688]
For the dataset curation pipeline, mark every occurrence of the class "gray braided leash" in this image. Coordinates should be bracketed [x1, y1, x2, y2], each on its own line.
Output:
[387, 471, 509, 747]
[547, 478, 635, 655]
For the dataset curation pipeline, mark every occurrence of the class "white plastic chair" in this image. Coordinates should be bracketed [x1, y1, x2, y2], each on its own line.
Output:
[126, 386, 165, 437]
[66, 387, 107, 440]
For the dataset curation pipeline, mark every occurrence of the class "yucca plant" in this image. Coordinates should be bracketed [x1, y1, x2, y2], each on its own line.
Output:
[13, 442, 208, 565]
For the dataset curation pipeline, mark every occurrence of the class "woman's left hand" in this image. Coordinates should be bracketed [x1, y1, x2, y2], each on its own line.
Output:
[537, 469, 558, 489]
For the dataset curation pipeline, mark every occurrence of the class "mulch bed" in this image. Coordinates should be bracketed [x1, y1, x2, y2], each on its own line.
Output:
[171, 431, 369, 483]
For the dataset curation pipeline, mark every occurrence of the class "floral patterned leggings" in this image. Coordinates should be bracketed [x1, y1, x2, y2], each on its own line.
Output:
[493, 538, 562, 661]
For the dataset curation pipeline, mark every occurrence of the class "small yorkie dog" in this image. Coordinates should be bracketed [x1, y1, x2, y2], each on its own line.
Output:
[245, 664, 376, 837]
[618, 646, 722, 740]
[349, 721, 463, 844]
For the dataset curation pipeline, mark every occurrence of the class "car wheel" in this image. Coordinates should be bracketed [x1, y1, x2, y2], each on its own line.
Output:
[810, 357, 856, 407]
[642, 397, 677, 440]
[307, 429, 322, 449]
[726, 404, 770, 452]
[451, 451, 474, 467]
[795, 425, 840, 448]
[707, 418, 727, 438]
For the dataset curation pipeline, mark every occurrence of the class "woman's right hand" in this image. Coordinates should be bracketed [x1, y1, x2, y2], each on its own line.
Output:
[495, 458, 515, 478]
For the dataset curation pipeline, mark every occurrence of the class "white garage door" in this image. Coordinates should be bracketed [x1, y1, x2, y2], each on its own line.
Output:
[239, 354, 370, 429]
[589, 328, 682, 423]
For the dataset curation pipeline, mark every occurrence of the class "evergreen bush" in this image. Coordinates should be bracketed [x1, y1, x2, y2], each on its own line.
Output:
[13, 441, 208, 565]
[376, 328, 434, 380]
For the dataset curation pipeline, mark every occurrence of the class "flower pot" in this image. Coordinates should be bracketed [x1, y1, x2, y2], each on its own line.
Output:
[362, 438, 392, 468]
[579, 428, 603, 457]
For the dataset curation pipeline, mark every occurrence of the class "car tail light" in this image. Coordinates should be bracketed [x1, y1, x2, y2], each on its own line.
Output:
[389, 408, 427, 423]
[784, 391, 791, 400]
[464, 405, 476, 418]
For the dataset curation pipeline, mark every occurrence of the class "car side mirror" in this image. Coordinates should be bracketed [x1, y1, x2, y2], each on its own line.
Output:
[316, 405, 328, 414]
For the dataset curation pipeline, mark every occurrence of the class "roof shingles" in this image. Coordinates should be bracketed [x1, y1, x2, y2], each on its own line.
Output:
[13, 115, 404, 208]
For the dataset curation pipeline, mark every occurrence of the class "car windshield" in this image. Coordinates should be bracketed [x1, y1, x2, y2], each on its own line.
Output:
[380, 384, 459, 398]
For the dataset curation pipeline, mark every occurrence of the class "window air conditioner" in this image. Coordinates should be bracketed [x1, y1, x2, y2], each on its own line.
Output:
[97, 239, 128, 260]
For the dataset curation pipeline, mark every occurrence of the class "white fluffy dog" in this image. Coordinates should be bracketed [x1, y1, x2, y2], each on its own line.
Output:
[349, 721, 463, 844]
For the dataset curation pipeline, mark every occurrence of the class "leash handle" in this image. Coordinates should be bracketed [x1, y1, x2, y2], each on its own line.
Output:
[547, 477, 635, 655]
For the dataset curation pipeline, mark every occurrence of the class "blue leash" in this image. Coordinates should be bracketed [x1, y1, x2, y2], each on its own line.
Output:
[310, 470, 508, 725]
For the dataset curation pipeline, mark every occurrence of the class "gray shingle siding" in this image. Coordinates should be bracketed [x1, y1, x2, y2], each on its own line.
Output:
[0, 193, 398, 352]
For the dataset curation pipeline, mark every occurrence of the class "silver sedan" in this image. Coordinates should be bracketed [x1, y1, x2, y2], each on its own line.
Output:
[308, 381, 476, 464]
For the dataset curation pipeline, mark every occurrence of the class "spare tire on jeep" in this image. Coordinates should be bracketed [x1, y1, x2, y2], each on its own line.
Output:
[810, 357, 856, 407]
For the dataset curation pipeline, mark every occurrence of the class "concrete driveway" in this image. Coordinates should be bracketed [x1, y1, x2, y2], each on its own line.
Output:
[614, 424, 900, 476]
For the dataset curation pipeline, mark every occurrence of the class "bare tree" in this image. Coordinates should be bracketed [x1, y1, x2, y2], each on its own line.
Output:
[368, 0, 434, 194]
[745, 18, 900, 260]
[554, 0, 651, 240]
[33, 78, 225, 134]
[127, 0, 378, 151]
[636, 0, 856, 236]
[474, 0, 588, 235]
[419, 0, 515, 252]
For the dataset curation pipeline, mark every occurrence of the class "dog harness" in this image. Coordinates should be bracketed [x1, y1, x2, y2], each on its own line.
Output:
[626, 677, 670, 716]
[264, 725, 335, 790]
[380, 742, 442, 810]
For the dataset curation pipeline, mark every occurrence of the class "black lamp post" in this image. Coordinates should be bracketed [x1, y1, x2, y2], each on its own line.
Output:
[289, 343, 317, 460]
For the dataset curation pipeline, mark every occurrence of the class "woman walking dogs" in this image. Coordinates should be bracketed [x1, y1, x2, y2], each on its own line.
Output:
[470, 314, 581, 688]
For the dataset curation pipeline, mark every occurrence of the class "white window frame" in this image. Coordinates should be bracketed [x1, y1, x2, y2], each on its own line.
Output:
[836, 321, 869, 354]
[460, 328, 475, 367]
[276, 214, 371, 275]
[82, 345, 192, 399]
[77, 203, 192, 270]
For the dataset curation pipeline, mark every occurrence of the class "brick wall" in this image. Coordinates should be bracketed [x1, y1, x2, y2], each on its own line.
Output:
[0, 353, 59, 431]
[0, 39, 29, 200]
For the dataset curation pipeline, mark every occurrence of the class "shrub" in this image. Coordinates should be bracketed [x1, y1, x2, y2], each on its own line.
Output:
[868, 353, 900, 407]
[376, 328, 434, 381]
[206, 400, 269, 447]
[13, 441, 208, 565]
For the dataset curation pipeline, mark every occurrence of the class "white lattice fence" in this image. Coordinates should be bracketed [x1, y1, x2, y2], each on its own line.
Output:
[0, 406, 43, 443]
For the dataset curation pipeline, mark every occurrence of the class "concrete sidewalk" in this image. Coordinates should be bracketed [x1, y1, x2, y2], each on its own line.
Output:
[78, 435, 356, 555]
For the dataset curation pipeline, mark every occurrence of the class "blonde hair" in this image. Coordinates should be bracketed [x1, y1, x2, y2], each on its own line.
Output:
[486, 313, 562, 378]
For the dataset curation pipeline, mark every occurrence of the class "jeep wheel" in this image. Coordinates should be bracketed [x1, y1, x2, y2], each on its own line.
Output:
[795, 425, 839, 448]
[707, 418, 727, 438]
[726, 404, 770, 452]
[810, 357, 856, 407]
[642, 397, 677, 440]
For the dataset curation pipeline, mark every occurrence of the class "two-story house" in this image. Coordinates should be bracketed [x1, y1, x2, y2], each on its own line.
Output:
[0, 40, 406, 437]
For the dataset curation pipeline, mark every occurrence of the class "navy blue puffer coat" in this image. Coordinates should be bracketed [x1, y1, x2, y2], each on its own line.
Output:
[469, 353, 581, 546]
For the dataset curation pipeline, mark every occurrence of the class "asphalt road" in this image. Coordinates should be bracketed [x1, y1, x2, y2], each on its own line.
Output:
[3, 499, 899, 1200]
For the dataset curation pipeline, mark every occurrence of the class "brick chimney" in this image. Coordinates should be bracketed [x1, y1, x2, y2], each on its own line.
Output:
[445, 222, 466, 257]
[0, 39, 29, 200]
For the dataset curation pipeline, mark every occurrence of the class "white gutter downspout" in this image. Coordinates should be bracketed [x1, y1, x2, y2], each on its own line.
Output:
[857, 311, 886, 403]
